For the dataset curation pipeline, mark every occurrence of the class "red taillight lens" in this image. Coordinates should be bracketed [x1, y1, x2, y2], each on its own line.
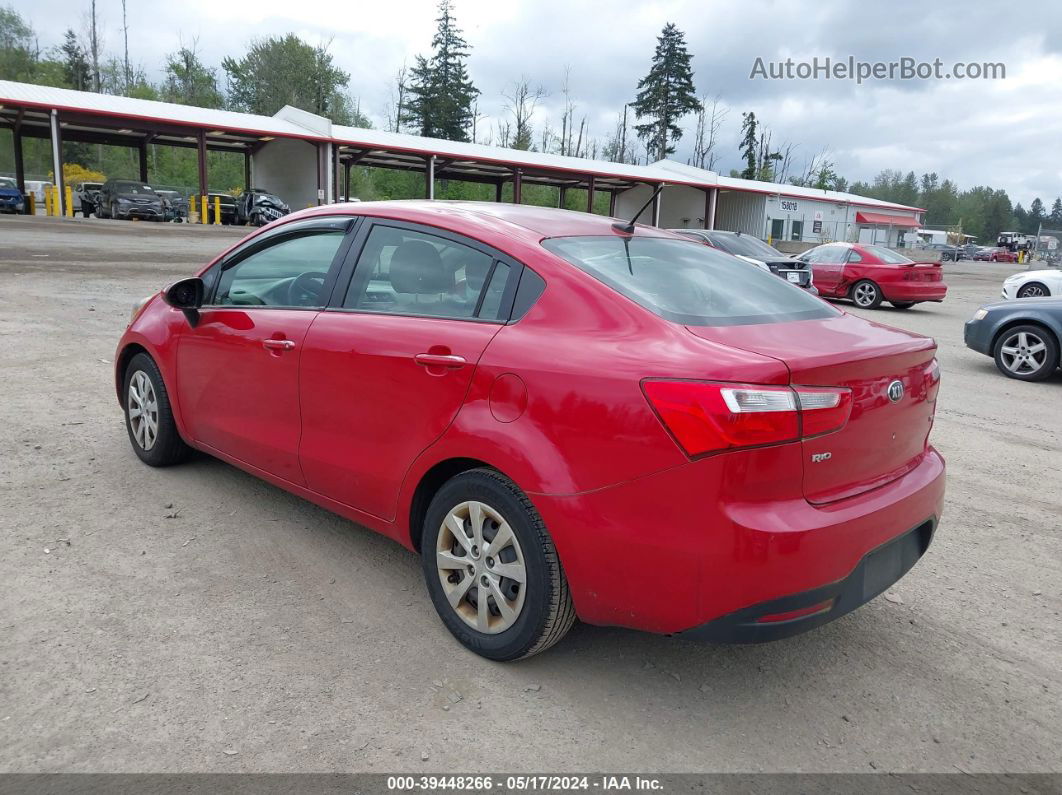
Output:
[643, 380, 851, 457]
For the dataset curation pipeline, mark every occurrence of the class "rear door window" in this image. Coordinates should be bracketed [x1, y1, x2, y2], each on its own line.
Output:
[542, 235, 838, 327]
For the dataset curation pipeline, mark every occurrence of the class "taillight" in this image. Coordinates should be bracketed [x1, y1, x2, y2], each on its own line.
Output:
[642, 380, 852, 457]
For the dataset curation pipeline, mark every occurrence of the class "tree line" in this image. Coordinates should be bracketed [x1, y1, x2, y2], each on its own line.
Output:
[1, 1, 1053, 241]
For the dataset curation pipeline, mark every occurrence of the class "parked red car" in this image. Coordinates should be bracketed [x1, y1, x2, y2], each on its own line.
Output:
[973, 247, 1018, 263]
[116, 202, 945, 660]
[799, 242, 947, 309]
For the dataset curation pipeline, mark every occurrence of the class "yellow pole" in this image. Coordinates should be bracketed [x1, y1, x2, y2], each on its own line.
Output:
[65, 185, 73, 217]
[200, 195, 207, 225]
[213, 196, 221, 225]
[44, 186, 52, 216]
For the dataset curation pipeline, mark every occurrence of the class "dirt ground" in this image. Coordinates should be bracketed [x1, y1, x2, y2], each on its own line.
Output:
[0, 215, 1058, 774]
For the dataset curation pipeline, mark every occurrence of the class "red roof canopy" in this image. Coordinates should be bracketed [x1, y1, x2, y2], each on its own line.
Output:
[855, 211, 920, 227]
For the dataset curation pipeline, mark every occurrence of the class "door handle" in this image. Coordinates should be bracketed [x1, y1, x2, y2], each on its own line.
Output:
[263, 338, 296, 351]
[414, 353, 466, 368]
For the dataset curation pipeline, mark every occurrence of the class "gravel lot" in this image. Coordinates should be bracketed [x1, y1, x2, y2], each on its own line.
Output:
[0, 215, 1059, 774]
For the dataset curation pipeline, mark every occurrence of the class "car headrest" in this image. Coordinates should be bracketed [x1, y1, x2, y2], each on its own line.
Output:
[389, 240, 452, 294]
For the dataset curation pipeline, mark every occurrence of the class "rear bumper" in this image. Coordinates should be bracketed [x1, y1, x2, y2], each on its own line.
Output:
[679, 519, 934, 642]
[883, 282, 947, 302]
[533, 445, 946, 635]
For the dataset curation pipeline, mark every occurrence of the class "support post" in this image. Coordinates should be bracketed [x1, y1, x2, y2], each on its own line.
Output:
[426, 155, 435, 199]
[495, 179, 504, 203]
[585, 175, 596, 214]
[244, 149, 251, 193]
[137, 138, 148, 183]
[512, 169, 522, 204]
[49, 109, 65, 217]
[608, 190, 617, 217]
[651, 183, 663, 227]
[344, 161, 351, 203]
[704, 187, 718, 230]
[196, 130, 208, 199]
[13, 113, 26, 199]
[558, 186, 567, 209]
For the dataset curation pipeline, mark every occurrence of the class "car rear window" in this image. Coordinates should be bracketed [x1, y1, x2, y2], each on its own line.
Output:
[862, 245, 913, 264]
[542, 235, 838, 326]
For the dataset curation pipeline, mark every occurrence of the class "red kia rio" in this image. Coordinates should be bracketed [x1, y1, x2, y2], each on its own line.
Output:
[115, 201, 945, 660]
[799, 242, 947, 310]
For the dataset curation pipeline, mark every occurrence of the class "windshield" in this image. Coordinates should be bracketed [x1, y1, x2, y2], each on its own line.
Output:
[863, 245, 913, 264]
[0, 177, 16, 189]
[707, 233, 784, 260]
[542, 235, 838, 327]
[114, 182, 156, 196]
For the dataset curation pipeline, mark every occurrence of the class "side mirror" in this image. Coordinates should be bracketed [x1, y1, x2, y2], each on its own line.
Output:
[163, 277, 204, 326]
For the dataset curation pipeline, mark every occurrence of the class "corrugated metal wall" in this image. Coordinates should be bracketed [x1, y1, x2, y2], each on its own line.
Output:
[714, 191, 766, 236]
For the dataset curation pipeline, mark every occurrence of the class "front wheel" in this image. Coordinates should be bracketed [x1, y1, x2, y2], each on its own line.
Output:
[850, 279, 883, 309]
[993, 325, 1059, 382]
[1017, 282, 1049, 299]
[123, 353, 192, 466]
[421, 469, 576, 661]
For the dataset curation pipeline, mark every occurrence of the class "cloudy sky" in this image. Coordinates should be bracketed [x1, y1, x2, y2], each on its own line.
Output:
[12, 0, 1062, 206]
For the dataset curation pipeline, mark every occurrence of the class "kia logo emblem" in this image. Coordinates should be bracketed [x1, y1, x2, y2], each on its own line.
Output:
[887, 380, 904, 403]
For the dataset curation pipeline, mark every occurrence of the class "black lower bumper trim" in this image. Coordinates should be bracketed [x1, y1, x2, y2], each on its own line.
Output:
[680, 519, 936, 644]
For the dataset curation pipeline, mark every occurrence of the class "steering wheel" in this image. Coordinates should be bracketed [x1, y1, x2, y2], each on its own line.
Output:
[288, 272, 328, 306]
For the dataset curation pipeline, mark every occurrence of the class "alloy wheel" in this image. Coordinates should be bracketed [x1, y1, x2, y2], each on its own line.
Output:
[1019, 284, 1046, 298]
[853, 282, 878, 307]
[436, 500, 527, 634]
[127, 370, 159, 451]
[999, 331, 1048, 375]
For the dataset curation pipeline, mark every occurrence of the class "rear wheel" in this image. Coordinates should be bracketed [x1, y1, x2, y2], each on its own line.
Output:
[1017, 282, 1050, 299]
[123, 353, 192, 466]
[421, 469, 575, 661]
[890, 301, 915, 309]
[850, 279, 883, 309]
[993, 325, 1059, 382]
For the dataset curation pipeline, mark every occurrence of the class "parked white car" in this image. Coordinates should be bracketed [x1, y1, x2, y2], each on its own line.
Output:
[1001, 269, 1062, 299]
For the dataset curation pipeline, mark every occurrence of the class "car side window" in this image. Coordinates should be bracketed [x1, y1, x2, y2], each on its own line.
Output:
[212, 231, 345, 309]
[816, 246, 847, 264]
[343, 225, 499, 320]
[846, 250, 864, 263]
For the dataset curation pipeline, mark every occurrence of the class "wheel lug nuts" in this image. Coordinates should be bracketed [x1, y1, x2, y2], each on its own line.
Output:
[480, 575, 489, 586]
[486, 557, 494, 567]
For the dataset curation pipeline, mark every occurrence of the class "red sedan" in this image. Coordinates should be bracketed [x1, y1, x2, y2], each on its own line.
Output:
[973, 247, 1018, 263]
[799, 242, 947, 309]
[115, 202, 945, 660]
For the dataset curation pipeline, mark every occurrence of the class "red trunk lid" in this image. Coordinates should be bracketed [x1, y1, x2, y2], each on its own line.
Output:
[687, 313, 939, 504]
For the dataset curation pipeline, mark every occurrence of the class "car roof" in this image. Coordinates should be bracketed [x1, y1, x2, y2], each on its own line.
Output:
[283, 200, 677, 244]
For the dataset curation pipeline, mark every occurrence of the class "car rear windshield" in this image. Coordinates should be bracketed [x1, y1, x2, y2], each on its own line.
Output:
[862, 244, 913, 264]
[542, 235, 839, 326]
[707, 233, 784, 260]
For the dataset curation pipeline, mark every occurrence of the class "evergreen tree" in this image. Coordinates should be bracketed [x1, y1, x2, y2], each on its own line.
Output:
[60, 30, 90, 91]
[1049, 197, 1062, 228]
[738, 112, 757, 179]
[0, 5, 37, 81]
[1028, 197, 1045, 229]
[404, 0, 479, 140]
[630, 23, 701, 161]
[162, 45, 223, 108]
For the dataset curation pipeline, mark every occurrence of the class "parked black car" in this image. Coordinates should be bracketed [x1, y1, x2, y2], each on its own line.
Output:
[923, 243, 963, 261]
[74, 181, 104, 217]
[965, 298, 1062, 381]
[671, 228, 815, 290]
[236, 188, 290, 226]
[96, 179, 163, 221]
[204, 192, 238, 225]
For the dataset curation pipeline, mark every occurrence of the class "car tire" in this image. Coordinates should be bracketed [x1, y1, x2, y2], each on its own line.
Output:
[122, 353, 192, 466]
[421, 468, 576, 661]
[992, 325, 1059, 382]
[890, 302, 915, 309]
[1017, 282, 1050, 299]
[850, 279, 883, 309]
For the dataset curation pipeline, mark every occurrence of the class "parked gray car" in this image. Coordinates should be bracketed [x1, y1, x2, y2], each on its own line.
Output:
[964, 298, 1062, 381]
